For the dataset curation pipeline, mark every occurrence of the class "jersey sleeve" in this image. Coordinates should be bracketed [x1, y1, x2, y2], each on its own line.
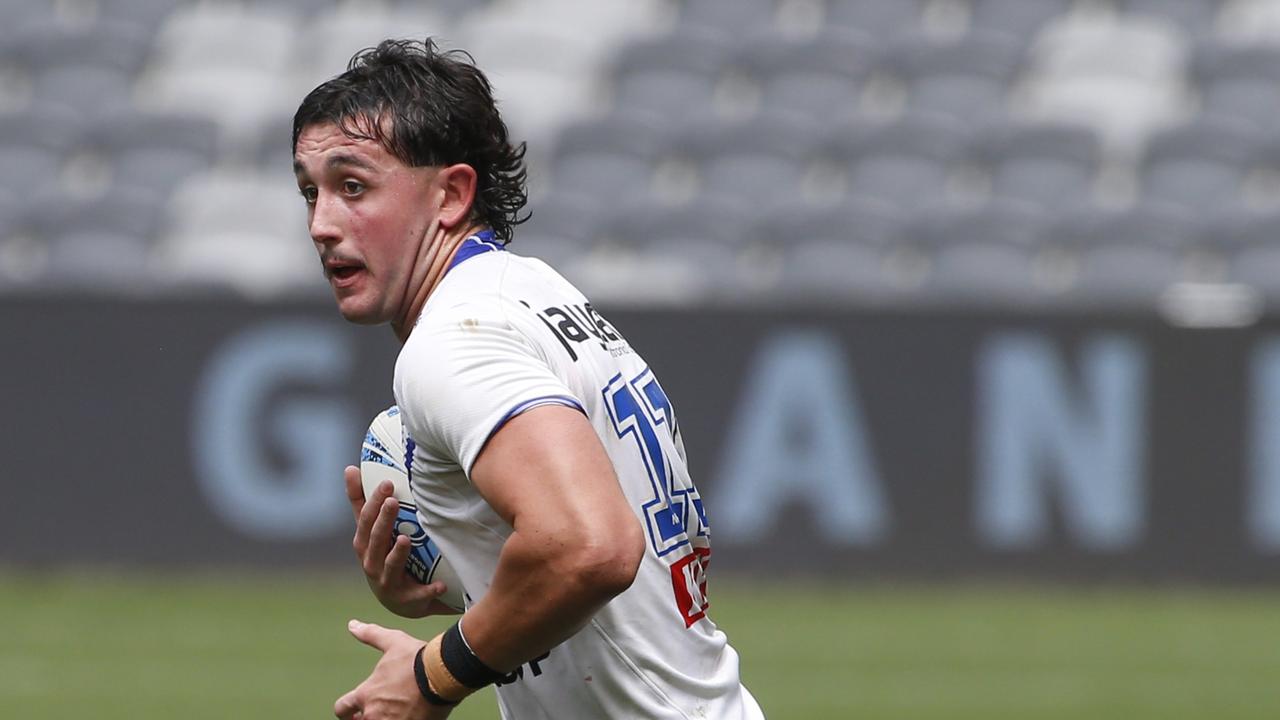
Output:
[395, 312, 585, 476]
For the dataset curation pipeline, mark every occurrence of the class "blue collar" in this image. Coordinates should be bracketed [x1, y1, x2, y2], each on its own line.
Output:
[446, 229, 504, 275]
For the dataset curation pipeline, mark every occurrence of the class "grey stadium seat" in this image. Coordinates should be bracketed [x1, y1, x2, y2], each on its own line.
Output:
[1191, 42, 1280, 132]
[516, 194, 605, 268]
[1219, 211, 1280, 300]
[0, 196, 17, 241]
[33, 190, 164, 287]
[97, 0, 186, 33]
[7, 19, 150, 113]
[601, 197, 755, 253]
[598, 197, 759, 300]
[8, 19, 150, 74]
[0, 108, 82, 200]
[906, 202, 1053, 305]
[826, 113, 969, 209]
[970, 121, 1101, 209]
[670, 112, 825, 208]
[1229, 244, 1280, 303]
[251, 0, 340, 14]
[81, 112, 221, 200]
[677, 0, 781, 33]
[608, 29, 734, 120]
[551, 115, 673, 201]
[247, 114, 298, 178]
[1049, 205, 1199, 307]
[0, 3, 61, 45]
[751, 197, 906, 249]
[1140, 120, 1262, 212]
[882, 32, 1024, 125]
[969, 0, 1072, 38]
[732, 29, 879, 118]
[1217, 209, 1280, 251]
[1117, 0, 1224, 34]
[824, 0, 927, 36]
[759, 199, 909, 303]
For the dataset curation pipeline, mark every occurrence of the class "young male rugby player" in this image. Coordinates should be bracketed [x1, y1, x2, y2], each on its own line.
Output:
[293, 39, 762, 720]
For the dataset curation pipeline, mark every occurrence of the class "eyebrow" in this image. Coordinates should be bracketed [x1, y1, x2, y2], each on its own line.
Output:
[293, 153, 378, 175]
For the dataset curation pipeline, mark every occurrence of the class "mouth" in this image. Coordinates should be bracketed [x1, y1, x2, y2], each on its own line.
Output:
[324, 258, 366, 288]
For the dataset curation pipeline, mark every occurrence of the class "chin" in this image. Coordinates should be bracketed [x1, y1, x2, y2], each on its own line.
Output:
[334, 296, 389, 326]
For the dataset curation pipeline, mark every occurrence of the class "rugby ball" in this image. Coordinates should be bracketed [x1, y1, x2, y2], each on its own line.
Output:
[360, 405, 466, 612]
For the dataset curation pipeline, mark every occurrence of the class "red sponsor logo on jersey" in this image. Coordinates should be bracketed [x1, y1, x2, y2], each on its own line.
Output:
[670, 546, 711, 627]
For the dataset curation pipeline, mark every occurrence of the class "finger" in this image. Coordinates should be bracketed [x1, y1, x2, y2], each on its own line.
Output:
[354, 480, 394, 556]
[344, 466, 365, 520]
[348, 618, 399, 652]
[334, 686, 361, 719]
[365, 496, 400, 573]
[380, 534, 413, 588]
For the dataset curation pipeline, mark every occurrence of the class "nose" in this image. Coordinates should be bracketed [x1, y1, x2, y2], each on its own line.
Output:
[309, 193, 342, 247]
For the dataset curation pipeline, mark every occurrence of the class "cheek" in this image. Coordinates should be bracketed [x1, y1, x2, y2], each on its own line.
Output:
[352, 208, 409, 277]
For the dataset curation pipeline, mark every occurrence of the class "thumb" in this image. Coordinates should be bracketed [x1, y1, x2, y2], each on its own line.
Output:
[347, 619, 394, 651]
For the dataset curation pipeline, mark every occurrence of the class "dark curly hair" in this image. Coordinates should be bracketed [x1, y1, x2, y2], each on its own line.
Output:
[292, 38, 529, 244]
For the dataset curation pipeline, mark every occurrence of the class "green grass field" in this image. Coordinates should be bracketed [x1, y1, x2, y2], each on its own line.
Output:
[2, 572, 1278, 719]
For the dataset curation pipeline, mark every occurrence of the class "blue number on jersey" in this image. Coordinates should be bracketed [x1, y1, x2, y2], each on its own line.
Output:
[602, 367, 708, 557]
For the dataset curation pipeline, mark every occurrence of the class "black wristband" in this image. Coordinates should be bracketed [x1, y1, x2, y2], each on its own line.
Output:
[440, 622, 506, 689]
[413, 645, 459, 707]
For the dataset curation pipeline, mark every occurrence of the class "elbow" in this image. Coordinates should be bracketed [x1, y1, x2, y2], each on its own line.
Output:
[566, 515, 645, 601]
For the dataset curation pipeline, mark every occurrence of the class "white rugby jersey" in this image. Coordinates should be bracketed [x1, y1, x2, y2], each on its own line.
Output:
[393, 231, 763, 720]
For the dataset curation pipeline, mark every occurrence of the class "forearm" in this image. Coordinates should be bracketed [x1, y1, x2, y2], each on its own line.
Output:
[451, 525, 637, 673]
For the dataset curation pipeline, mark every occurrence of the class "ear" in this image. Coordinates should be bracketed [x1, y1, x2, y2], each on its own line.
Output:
[435, 163, 478, 230]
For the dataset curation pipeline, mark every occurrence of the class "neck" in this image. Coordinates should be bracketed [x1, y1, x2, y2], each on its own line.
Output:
[391, 222, 485, 343]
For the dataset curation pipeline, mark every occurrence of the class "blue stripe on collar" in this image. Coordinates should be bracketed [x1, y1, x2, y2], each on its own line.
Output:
[446, 229, 504, 275]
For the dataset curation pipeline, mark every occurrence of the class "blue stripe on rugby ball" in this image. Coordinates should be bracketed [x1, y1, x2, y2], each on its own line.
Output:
[393, 505, 444, 585]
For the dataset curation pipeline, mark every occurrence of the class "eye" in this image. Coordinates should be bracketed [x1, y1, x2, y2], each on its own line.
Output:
[299, 186, 318, 205]
[343, 180, 365, 196]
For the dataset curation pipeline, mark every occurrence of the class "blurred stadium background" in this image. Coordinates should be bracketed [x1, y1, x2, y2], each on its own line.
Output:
[5, 0, 1280, 717]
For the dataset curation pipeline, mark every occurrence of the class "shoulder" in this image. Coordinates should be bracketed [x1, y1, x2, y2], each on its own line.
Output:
[394, 301, 510, 398]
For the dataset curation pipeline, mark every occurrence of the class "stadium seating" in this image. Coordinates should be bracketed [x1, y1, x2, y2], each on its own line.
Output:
[290, 6, 449, 96]
[676, 0, 783, 34]
[669, 111, 825, 208]
[824, 0, 928, 37]
[825, 113, 969, 210]
[968, 0, 1073, 38]
[79, 111, 221, 201]
[906, 202, 1054, 304]
[551, 114, 672, 200]
[6, 19, 151, 114]
[138, 4, 299, 134]
[0, 108, 82, 200]
[1022, 15, 1191, 151]
[1047, 205, 1203, 306]
[732, 30, 878, 119]
[517, 194, 605, 269]
[157, 171, 316, 297]
[969, 120, 1102, 209]
[1218, 0, 1280, 41]
[1117, 0, 1225, 34]
[1191, 41, 1280, 131]
[1139, 119, 1263, 212]
[607, 29, 735, 121]
[760, 199, 909, 303]
[5, 0, 1277, 309]
[881, 31, 1024, 125]
[97, 0, 187, 33]
[1216, 211, 1280, 299]
[36, 190, 164, 288]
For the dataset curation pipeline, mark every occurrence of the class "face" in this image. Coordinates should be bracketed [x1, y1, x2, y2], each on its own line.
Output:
[293, 121, 440, 325]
